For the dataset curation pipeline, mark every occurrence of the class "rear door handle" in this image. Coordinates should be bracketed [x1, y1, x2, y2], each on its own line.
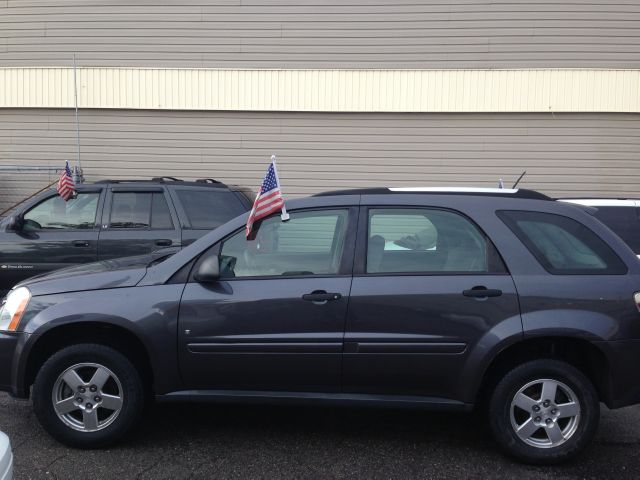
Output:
[302, 291, 342, 303]
[71, 240, 90, 248]
[155, 239, 172, 247]
[463, 287, 502, 298]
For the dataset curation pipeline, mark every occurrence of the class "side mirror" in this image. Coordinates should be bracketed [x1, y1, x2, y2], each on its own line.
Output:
[6, 215, 23, 231]
[194, 255, 220, 283]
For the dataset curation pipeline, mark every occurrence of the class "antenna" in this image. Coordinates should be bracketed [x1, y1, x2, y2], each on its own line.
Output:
[512, 171, 527, 189]
[72, 54, 82, 182]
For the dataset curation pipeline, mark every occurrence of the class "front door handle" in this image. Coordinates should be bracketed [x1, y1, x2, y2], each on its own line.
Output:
[463, 287, 502, 298]
[155, 239, 172, 247]
[71, 240, 90, 248]
[302, 291, 342, 303]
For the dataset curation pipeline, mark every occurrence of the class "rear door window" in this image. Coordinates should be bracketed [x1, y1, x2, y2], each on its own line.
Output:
[498, 210, 627, 275]
[366, 208, 506, 274]
[174, 189, 246, 230]
[109, 192, 173, 229]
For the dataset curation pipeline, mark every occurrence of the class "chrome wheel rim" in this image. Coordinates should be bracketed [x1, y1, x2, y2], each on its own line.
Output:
[510, 378, 581, 449]
[51, 363, 124, 433]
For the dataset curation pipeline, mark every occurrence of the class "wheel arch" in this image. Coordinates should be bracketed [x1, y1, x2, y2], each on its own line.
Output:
[20, 321, 154, 398]
[476, 336, 611, 407]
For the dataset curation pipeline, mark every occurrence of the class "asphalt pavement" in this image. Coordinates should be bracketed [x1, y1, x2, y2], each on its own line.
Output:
[1, 392, 639, 479]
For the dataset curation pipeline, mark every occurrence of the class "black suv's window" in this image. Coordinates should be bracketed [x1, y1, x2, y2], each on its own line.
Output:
[23, 193, 99, 230]
[591, 207, 640, 254]
[174, 189, 246, 230]
[498, 210, 627, 275]
[219, 209, 348, 278]
[366, 208, 505, 274]
[109, 192, 173, 229]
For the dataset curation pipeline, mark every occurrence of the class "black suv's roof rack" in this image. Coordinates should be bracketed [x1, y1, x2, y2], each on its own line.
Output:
[314, 187, 550, 200]
[196, 178, 221, 184]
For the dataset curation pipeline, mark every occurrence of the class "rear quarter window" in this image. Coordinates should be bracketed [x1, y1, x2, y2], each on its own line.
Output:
[174, 189, 247, 230]
[497, 210, 627, 275]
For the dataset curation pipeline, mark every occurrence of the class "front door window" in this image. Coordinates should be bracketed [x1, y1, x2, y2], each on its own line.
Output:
[219, 209, 349, 278]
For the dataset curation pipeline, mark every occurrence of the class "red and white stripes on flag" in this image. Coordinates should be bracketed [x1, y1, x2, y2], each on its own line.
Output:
[57, 161, 76, 201]
[246, 156, 288, 237]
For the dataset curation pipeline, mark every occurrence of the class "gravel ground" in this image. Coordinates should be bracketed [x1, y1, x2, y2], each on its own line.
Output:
[1, 392, 639, 479]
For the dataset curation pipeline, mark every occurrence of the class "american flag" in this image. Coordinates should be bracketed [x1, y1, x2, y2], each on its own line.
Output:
[246, 158, 287, 237]
[57, 161, 75, 201]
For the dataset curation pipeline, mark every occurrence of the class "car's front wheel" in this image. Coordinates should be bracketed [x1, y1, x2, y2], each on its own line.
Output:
[33, 343, 144, 448]
[488, 359, 599, 464]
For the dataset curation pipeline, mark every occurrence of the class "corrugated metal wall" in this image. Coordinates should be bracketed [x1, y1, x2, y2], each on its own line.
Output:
[1, 0, 639, 69]
[0, 108, 638, 211]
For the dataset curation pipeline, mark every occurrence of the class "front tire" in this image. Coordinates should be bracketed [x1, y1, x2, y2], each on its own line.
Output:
[488, 359, 599, 464]
[33, 343, 144, 448]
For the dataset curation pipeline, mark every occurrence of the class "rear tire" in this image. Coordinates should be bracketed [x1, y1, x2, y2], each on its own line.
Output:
[33, 343, 144, 448]
[488, 359, 599, 465]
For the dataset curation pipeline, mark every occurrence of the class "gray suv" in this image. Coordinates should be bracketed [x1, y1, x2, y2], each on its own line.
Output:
[1, 187, 639, 464]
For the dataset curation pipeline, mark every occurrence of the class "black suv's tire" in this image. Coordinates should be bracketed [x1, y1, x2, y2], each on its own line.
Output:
[33, 343, 144, 448]
[488, 359, 599, 465]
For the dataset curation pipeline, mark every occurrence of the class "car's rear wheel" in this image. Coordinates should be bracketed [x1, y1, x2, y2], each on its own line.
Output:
[488, 359, 599, 464]
[33, 343, 144, 448]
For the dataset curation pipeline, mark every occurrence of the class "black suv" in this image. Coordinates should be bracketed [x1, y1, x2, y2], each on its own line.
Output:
[560, 198, 640, 258]
[1, 187, 639, 464]
[0, 178, 252, 296]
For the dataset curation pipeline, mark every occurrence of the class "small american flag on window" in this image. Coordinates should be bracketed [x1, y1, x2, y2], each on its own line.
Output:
[246, 155, 289, 237]
[57, 161, 75, 201]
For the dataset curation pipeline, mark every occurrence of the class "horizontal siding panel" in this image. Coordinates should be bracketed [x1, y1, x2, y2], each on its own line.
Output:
[1, 1, 640, 68]
[1, 68, 639, 113]
[0, 109, 639, 211]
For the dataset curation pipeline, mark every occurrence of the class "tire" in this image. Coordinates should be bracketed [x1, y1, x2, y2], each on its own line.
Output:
[488, 359, 599, 465]
[32, 343, 145, 448]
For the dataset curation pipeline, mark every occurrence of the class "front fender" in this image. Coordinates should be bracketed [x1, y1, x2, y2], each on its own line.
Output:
[15, 284, 184, 397]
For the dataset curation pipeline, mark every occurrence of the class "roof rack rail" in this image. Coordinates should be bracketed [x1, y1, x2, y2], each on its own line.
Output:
[314, 187, 550, 201]
[196, 178, 221, 184]
[151, 176, 183, 182]
[94, 179, 153, 184]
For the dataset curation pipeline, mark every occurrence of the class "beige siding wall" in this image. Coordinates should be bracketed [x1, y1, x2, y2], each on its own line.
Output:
[1, 1, 639, 69]
[0, 108, 638, 211]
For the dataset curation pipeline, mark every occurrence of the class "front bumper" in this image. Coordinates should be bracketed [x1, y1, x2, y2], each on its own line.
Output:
[0, 332, 27, 398]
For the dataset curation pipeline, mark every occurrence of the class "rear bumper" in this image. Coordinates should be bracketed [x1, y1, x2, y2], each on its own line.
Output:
[0, 332, 28, 398]
[596, 339, 640, 409]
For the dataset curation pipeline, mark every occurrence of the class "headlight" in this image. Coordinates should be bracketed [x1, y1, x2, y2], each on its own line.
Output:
[0, 287, 31, 331]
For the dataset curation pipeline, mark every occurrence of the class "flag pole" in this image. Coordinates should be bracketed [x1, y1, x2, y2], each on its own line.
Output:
[72, 53, 82, 182]
[271, 154, 289, 221]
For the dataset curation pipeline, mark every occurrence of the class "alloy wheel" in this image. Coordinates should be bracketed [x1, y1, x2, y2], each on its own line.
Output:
[51, 362, 124, 433]
[510, 378, 581, 448]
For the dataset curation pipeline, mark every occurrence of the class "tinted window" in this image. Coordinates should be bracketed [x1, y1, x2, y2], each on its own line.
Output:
[151, 193, 174, 229]
[110, 192, 172, 229]
[219, 209, 349, 278]
[591, 207, 640, 254]
[23, 193, 99, 230]
[175, 189, 246, 230]
[367, 208, 505, 274]
[498, 210, 627, 275]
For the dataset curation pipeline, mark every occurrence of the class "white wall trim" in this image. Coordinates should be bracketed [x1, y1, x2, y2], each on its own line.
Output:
[0, 68, 638, 113]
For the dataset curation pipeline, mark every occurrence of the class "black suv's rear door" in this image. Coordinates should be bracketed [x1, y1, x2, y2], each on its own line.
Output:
[0, 187, 104, 294]
[343, 205, 521, 403]
[97, 186, 181, 260]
